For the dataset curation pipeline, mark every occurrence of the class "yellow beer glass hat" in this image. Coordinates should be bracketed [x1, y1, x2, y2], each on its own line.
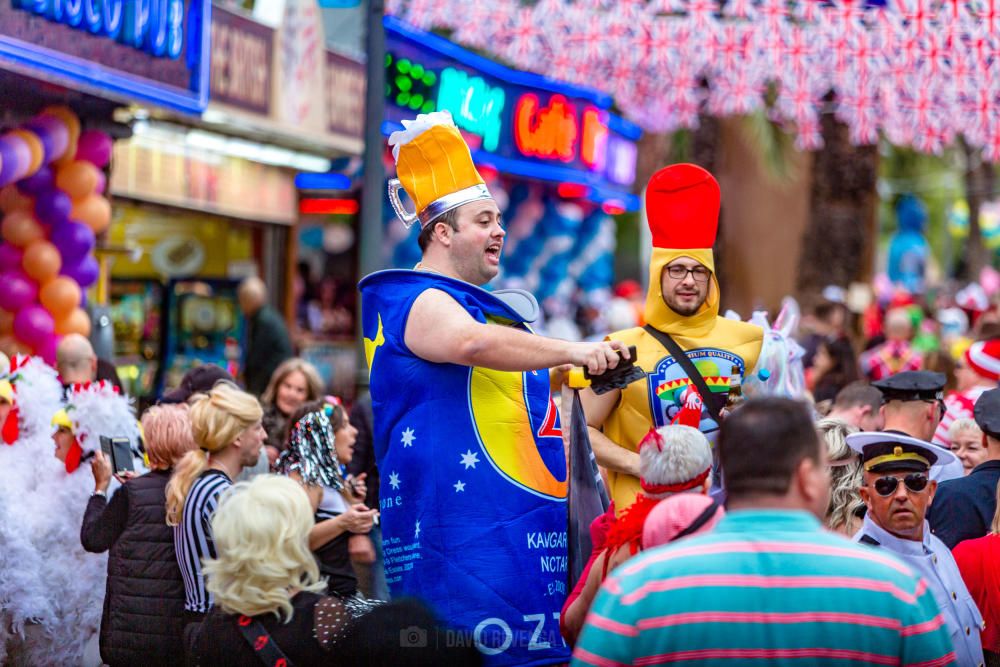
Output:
[387, 111, 492, 228]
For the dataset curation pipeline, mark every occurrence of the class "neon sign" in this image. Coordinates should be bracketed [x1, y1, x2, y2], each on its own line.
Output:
[514, 94, 577, 163]
[437, 67, 505, 152]
[580, 108, 608, 169]
[13, 0, 185, 59]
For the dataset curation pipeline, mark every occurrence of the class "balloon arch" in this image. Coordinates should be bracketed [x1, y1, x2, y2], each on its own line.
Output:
[0, 107, 113, 364]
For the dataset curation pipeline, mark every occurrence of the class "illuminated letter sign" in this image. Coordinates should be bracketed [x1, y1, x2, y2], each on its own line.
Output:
[13, 0, 184, 59]
[580, 107, 608, 170]
[514, 94, 578, 162]
[437, 67, 505, 153]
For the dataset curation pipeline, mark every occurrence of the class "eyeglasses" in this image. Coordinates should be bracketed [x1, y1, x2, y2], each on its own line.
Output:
[872, 473, 929, 497]
[665, 264, 712, 283]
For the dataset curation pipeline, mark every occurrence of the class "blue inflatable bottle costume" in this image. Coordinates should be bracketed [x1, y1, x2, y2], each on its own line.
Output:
[359, 112, 570, 666]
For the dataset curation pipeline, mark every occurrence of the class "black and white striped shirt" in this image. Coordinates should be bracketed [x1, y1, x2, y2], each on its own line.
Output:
[173, 469, 232, 613]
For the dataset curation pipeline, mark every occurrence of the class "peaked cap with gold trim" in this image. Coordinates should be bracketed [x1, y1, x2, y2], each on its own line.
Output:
[387, 111, 492, 229]
[846, 430, 957, 473]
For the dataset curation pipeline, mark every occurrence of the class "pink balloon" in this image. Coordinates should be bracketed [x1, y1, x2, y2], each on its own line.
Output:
[13, 304, 54, 345]
[35, 332, 59, 365]
[0, 270, 37, 311]
[75, 130, 113, 168]
[0, 242, 22, 269]
[94, 169, 107, 195]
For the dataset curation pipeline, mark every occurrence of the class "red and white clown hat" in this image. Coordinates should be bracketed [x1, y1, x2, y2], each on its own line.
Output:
[966, 339, 1000, 383]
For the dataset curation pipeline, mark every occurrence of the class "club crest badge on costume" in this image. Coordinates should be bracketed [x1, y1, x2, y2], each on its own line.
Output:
[647, 348, 745, 431]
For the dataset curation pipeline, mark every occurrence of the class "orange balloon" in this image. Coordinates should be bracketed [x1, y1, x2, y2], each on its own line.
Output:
[71, 195, 112, 234]
[22, 240, 61, 283]
[0, 334, 30, 357]
[55, 161, 100, 200]
[54, 307, 90, 337]
[2, 210, 43, 248]
[0, 308, 12, 335]
[39, 276, 81, 319]
[0, 184, 33, 213]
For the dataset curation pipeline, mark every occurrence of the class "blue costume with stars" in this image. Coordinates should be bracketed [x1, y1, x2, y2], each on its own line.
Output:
[359, 270, 571, 666]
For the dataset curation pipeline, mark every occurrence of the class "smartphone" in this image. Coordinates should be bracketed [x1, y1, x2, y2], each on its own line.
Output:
[99, 436, 135, 474]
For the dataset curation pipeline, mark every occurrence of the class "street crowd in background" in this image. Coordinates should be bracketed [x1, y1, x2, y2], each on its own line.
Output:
[5, 112, 1000, 667]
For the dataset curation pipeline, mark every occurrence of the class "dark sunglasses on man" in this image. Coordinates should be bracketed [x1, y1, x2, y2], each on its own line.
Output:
[872, 473, 930, 497]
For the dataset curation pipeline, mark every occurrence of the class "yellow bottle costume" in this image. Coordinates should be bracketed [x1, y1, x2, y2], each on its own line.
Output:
[601, 164, 763, 513]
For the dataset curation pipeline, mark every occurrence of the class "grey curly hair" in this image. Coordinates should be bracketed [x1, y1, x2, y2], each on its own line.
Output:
[817, 418, 862, 532]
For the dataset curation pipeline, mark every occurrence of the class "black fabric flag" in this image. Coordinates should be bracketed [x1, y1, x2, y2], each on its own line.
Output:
[567, 390, 611, 591]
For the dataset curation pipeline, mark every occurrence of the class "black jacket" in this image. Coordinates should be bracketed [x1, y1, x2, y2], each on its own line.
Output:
[347, 392, 379, 509]
[929, 460, 1000, 548]
[244, 305, 294, 396]
[80, 469, 187, 666]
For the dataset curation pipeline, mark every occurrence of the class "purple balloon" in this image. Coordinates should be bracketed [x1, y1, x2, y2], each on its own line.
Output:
[76, 130, 113, 168]
[13, 304, 54, 344]
[34, 188, 72, 226]
[0, 138, 19, 186]
[61, 254, 99, 288]
[0, 270, 38, 311]
[24, 116, 69, 164]
[18, 165, 53, 196]
[51, 220, 95, 262]
[0, 242, 23, 269]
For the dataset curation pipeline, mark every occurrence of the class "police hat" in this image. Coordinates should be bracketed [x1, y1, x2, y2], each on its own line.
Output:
[974, 388, 1000, 438]
[872, 371, 946, 403]
[846, 430, 957, 473]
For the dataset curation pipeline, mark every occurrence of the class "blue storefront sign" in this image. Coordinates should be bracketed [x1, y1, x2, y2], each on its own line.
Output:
[384, 16, 640, 211]
[0, 0, 210, 114]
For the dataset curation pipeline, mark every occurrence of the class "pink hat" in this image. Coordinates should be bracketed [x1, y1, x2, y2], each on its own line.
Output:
[642, 493, 724, 549]
[966, 339, 1000, 382]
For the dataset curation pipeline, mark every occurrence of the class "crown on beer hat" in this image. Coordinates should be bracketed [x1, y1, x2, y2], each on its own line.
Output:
[387, 111, 492, 229]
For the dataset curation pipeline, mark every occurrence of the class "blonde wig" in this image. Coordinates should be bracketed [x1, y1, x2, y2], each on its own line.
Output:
[949, 417, 983, 442]
[817, 417, 862, 532]
[203, 475, 325, 621]
[260, 358, 325, 409]
[141, 404, 197, 470]
[165, 382, 263, 525]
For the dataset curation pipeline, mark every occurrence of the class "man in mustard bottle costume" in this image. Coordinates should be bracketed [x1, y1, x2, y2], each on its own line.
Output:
[582, 164, 764, 513]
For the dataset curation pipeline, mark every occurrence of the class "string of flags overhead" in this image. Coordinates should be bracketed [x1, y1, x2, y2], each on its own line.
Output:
[388, 0, 1000, 160]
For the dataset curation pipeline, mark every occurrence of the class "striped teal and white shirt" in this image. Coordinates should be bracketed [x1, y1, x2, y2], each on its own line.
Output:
[573, 509, 955, 667]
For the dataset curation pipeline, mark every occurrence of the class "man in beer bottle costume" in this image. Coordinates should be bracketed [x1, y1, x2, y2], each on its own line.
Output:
[582, 164, 764, 514]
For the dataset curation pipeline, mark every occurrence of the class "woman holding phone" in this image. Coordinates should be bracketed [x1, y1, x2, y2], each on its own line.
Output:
[80, 404, 198, 666]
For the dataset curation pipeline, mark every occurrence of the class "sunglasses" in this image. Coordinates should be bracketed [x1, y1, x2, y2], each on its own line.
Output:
[872, 473, 929, 497]
[921, 399, 947, 419]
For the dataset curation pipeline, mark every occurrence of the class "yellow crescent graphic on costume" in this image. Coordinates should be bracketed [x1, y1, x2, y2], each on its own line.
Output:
[363, 314, 385, 377]
[469, 366, 567, 500]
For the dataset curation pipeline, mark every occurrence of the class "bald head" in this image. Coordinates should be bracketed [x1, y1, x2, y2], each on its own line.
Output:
[238, 276, 267, 315]
[56, 333, 97, 384]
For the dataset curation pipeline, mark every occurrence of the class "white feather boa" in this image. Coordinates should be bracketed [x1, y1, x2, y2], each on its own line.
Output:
[0, 366, 141, 665]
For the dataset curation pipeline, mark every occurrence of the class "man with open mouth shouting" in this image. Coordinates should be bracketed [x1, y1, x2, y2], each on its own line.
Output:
[359, 111, 626, 666]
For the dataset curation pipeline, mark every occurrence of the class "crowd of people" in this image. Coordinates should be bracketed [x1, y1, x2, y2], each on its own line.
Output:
[4, 109, 1000, 666]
